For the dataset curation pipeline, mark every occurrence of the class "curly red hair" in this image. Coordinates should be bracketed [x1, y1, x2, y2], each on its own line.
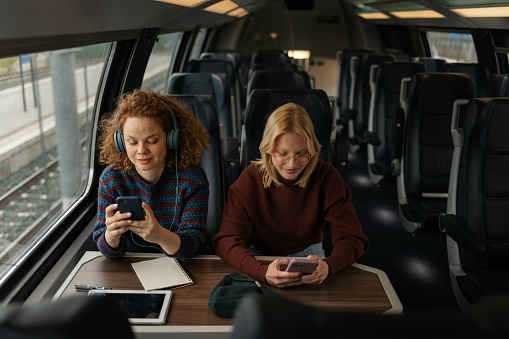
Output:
[98, 89, 210, 173]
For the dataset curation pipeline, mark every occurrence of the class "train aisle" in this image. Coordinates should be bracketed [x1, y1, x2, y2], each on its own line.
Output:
[347, 149, 460, 312]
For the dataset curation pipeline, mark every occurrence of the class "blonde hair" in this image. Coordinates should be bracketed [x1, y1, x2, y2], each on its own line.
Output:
[252, 103, 321, 188]
[98, 89, 209, 173]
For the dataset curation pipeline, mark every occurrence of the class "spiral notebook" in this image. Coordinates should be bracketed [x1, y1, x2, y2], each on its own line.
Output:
[132, 257, 194, 291]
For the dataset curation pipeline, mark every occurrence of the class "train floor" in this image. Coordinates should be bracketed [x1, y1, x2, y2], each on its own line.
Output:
[347, 148, 460, 312]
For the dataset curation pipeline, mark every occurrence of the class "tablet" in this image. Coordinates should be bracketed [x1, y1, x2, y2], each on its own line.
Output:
[88, 289, 172, 325]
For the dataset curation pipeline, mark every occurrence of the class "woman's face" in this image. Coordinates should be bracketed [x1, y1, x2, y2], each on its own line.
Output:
[123, 116, 167, 183]
[271, 132, 309, 181]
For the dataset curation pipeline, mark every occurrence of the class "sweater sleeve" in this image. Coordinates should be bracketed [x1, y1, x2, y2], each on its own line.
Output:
[212, 176, 269, 282]
[322, 169, 369, 275]
[93, 169, 127, 258]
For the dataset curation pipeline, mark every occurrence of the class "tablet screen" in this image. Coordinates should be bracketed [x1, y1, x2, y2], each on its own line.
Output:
[88, 290, 172, 325]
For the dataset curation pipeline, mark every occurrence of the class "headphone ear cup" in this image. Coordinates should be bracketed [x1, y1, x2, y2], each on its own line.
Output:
[114, 131, 126, 152]
[166, 129, 181, 150]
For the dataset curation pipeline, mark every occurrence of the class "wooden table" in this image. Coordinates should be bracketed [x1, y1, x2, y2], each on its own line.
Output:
[53, 252, 402, 338]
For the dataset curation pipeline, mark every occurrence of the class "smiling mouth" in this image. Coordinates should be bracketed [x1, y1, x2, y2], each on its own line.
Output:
[138, 158, 151, 164]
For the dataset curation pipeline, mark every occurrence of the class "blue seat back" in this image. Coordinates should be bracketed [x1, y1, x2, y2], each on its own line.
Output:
[167, 72, 234, 140]
[167, 94, 224, 241]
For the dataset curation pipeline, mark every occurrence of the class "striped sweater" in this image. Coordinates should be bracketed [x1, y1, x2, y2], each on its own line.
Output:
[93, 164, 209, 258]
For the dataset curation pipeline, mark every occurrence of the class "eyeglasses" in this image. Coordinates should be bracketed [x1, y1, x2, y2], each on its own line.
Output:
[271, 152, 312, 165]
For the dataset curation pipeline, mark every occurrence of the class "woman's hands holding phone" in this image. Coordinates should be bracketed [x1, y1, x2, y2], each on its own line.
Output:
[300, 255, 329, 285]
[265, 255, 329, 288]
[104, 201, 180, 254]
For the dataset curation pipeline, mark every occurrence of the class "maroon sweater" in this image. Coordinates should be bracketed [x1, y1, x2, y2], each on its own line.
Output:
[212, 159, 369, 282]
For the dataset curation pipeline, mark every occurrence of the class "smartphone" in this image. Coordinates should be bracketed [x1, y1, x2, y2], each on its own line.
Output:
[116, 196, 145, 221]
[285, 258, 319, 275]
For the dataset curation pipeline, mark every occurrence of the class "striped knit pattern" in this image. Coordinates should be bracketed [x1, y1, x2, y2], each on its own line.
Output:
[93, 164, 209, 258]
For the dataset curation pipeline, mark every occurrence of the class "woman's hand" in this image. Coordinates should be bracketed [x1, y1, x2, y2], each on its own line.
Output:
[127, 203, 181, 254]
[104, 203, 129, 248]
[265, 258, 304, 288]
[301, 255, 329, 285]
[126, 202, 163, 243]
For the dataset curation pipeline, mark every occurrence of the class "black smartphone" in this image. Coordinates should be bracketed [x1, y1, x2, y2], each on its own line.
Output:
[116, 196, 145, 221]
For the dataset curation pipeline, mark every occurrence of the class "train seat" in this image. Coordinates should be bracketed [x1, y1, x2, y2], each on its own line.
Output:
[335, 48, 373, 134]
[394, 73, 474, 232]
[200, 51, 247, 108]
[232, 294, 509, 339]
[348, 53, 396, 153]
[0, 296, 133, 339]
[440, 63, 491, 97]
[249, 49, 291, 69]
[167, 94, 225, 249]
[185, 59, 243, 137]
[417, 57, 446, 72]
[486, 74, 509, 97]
[241, 89, 335, 170]
[440, 98, 509, 309]
[167, 72, 235, 141]
[365, 60, 426, 184]
[246, 70, 312, 104]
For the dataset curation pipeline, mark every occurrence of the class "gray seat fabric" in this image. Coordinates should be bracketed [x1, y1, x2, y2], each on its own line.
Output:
[0, 296, 133, 339]
[350, 53, 396, 149]
[418, 57, 446, 72]
[336, 48, 373, 127]
[440, 63, 491, 97]
[185, 59, 242, 137]
[247, 70, 311, 100]
[232, 294, 509, 339]
[441, 98, 509, 307]
[167, 94, 224, 246]
[367, 60, 426, 182]
[167, 72, 234, 140]
[398, 72, 474, 232]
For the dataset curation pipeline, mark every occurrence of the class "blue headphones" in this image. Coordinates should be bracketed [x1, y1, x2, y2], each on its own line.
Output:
[114, 99, 181, 152]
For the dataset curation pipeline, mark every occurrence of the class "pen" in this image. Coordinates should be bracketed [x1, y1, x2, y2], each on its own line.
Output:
[75, 284, 112, 291]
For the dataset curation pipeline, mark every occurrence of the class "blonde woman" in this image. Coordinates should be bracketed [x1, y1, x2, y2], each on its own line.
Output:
[213, 103, 368, 288]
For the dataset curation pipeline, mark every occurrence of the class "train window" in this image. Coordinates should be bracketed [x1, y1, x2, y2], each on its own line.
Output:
[189, 28, 208, 60]
[426, 31, 478, 63]
[0, 43, 111, 280]
[141, 32, 182, 92]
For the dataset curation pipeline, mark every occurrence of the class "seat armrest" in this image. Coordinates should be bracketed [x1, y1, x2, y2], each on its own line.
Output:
[363, 131, 381, 146]
[440, 214, 486, 254]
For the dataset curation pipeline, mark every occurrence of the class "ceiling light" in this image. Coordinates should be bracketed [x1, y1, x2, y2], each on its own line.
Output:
[204, 0, 239, 14]
[451, 6, 509, 18]
[390, 10, 445, 19]
[288, 50, 310, 59]
[154, 0, 208, 7]
[228, 7, 249, 17]
[358, 12, 390, 19]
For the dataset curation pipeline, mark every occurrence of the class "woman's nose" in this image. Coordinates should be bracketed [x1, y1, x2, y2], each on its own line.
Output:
[137, 143, 148, 153]
[287, 156, 298, 166]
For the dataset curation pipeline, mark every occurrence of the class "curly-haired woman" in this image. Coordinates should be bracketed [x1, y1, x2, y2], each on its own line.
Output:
[93, 89, 210, 258]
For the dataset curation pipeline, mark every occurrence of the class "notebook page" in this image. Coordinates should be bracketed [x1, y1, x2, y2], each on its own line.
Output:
[132, 257, 193, 291]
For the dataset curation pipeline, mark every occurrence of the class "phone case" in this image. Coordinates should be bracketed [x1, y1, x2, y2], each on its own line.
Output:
[116, 196, 145, 221]
[285, 258, 319, 274]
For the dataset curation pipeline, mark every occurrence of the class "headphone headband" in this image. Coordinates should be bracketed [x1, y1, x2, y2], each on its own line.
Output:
[114, 98, 181, 152]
